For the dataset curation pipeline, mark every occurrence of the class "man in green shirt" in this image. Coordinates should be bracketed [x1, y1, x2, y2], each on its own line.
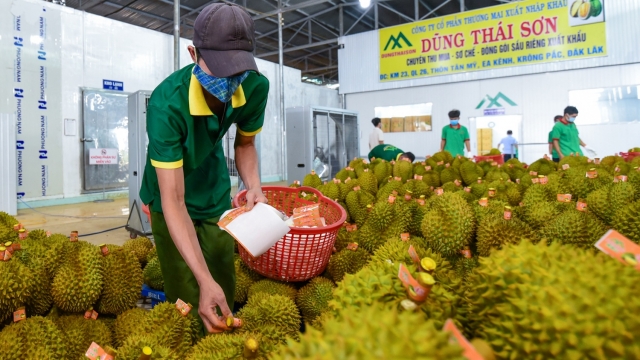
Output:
[551, 106, 595, 159]
[140, 3, 268, 335]
[440, 109, 471, 158]
[549, 115, 562, 162]
[368, 144, 415, 162]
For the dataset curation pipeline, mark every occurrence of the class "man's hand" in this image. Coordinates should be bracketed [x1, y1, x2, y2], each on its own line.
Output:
[198, 278, 232, 333]
[244, 187, 267, 211]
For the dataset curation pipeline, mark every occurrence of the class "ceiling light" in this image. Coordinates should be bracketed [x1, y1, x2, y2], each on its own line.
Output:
[359, 0, 371, 8]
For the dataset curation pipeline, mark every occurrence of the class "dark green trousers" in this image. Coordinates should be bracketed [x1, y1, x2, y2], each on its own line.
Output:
[151, 211, 236, 337]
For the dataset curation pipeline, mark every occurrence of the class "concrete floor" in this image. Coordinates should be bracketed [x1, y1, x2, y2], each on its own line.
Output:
[15, 181, 290, 246]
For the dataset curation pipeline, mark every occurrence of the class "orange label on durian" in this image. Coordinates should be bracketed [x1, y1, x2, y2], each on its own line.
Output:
[531, 177, 540, 184]
[614, 166, 620, 173]
[175, 299, 192, 316]
[595, 230, 640, 271]
[529, 171, 538, 176]
[464, 187, 471, 193]
[346, 243, 359, 251]
[408, 245, 420, 264]
[437, 161, 444, 166]
[491, 162, 498, 166]
[346, 224, 357, 232]
[3, 249, 12, 261]
[539, 176, 548, 185]
[557, 194, 572, 203]
[84, 309, 93, 319]
[478, 198, 488, 207]
[617, 175, 628, 182]
[400, 233, 411, 242]
[516, 178, 520, 184]
[576, 201, 588, 212]
[91, 310, 99, 320]
[488, 189, 496, 197]
[562, 164, 570, 170]
[454, 179, 461, 186]
[461, 249, 472, 258]
[388, 195, 396, 204]
[586, 170, 598, 179]
[99, 244, 109, 256]
[352, 186, 361, 191]
[504, 209, 512, 220]
[397, 263, 429, 302]
[417, 199, 425, 206]
[414, 175, 423, 180]
[443, 319, 484, 360]
[435, 188, 444, 196]
[425, 166, 432, 171]
[13, 224, 21, 231]
[394, 177, 402, 182]
[85, 342, 113, 360]
[70, 231, 79, 242]
[13, 308, 26, 322]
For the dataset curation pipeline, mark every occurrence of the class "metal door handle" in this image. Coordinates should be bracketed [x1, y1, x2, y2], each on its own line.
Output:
[81, 138, 94, 142]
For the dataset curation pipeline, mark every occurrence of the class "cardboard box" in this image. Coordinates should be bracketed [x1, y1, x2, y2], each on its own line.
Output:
[404, 116, 416, 132]
[415, 115, 432, 132]
[477, 128, 493, 155]
[391, 117, 404, 132]
[381, 118, 391, 133]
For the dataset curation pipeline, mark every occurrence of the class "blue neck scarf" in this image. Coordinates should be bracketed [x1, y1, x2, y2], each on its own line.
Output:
[193, 64, 249, 103]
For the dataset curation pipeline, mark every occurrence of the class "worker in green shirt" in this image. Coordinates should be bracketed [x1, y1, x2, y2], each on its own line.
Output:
[440, 109, 471, 158]
[549, 115, 562, 162]
[368, 144, 415, 163]
[551, 106, 596, 159]
[139, 3, 268, 336]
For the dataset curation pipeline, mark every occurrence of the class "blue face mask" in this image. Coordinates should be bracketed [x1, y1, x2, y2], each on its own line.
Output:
[193, 64, 249, 103]
[450, 120, 459, 126]
[567, 116, 577, 123]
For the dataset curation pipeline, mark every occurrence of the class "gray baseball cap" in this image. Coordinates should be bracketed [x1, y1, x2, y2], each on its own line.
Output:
[193, 3, 258, 78]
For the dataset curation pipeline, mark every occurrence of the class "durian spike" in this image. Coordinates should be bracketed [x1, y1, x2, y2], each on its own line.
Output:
[243, 337, 260, 359]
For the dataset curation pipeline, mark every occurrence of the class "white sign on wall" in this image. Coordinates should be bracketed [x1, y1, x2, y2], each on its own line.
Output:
[2, 1, 63, 199]
[89, 148, 118, 165]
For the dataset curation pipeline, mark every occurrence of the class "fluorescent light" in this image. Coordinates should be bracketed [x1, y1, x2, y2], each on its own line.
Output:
[359, 0, 371, 8]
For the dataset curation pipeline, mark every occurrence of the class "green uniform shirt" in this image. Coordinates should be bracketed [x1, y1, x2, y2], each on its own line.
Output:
[368, 144, 404, 162]
[550, 121, 582, 157]
[548, 131, 559, 158]
[140, 64, 269, 219]
[441, 125, 469, 158]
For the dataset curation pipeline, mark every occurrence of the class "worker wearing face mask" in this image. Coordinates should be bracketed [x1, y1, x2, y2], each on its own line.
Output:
[440, 109, 471, 158]
[551, 106, 596, 159]
[139, 3, 269, 336]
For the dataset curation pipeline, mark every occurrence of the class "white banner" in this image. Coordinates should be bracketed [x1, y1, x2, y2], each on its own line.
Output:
[89, 148, 118, 165]
[2, 1, 63, 200]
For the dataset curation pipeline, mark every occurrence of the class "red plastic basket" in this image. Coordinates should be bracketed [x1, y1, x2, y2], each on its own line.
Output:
[232, 186, 347, 282]
[474, 154, 504, 164]
[620, 152, 640, 162]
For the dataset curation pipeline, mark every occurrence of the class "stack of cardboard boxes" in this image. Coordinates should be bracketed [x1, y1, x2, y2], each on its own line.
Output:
[380, 116, 432, 133]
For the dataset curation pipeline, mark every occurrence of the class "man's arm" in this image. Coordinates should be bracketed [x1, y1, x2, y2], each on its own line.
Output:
[440, 139, 446, 151]
[579, 138, 586, 147]
[156, 167, 231, 332]
[549, 143, 553, 155]
[378, 129, 384, 145]
[234, 131, 267, 210]
[553, 139, 564, 158]
[465, 139, 471, 152]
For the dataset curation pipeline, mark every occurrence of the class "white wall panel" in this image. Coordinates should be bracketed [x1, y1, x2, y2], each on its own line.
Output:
[338, 0, 640, 95]
[0, 114, 17, 215]
[348, 62, 640, 163]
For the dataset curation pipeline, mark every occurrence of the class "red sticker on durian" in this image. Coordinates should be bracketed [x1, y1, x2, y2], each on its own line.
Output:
[397, 264, 428, 302]
[401, 233, 410, 242]
[557, 194, 572, 202]
[346, 243, 359, 251]
[595, 230, 640, 271]
[425, 166, 432, 171]
[442, 319, 485, 360]
[175, 299, 192, 316]
[478, 198, 488, 207]
[13, 308, 26, 322]
[562, 164, 570, 170]
[346, 224, 357, 232]
[576, 201, 588, 212]
[435, 188, 444, 196]
[529, 171, 538, 176]
[414, 175, 423, 180]
[407, 245, 420, 264]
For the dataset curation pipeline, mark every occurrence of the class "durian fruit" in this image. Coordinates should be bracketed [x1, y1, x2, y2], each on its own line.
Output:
[373, 161, 392, 186]
[442, 181, 461, 193]
[450, 255, 479, 282]
[422, 169, 441, 188]
[122, 236, 154, 265]
[563, 166, 613, 199]
[345, 189, 375, 227]
[296, 277, 334, 324]
[488, 148, 501, 155]
[0, 258, 33, 323]
[272, 304, 465, 360]
[587, 182, 636, 225]
[302, 171, 322, 188]
[0, 211, 19, 228]
[320, 180, 342, 202]
[97, 245, 144, 315]
[247, 279, 297, 303]
[357, 169, 378, 195]
[376, 178, 404, 202]
[460, 161, 482, 186]
[484, 168, 511, 183]
[455, 189, 477, 204]
[0, 316, 69, 360]
[142, 302, 198, 358]
[528, 158, 556, 175]
[114, 307, 148, 347]
[11, 241, 52, 316]
[465, 241, 640, 359]
[326, 245, 370, 282]
[187, 332, 275, 360]
[406, 199, 429, 236]
[334, 227, 358, 252]
[439, 166, 461, 185]
[521, 184, 572, 230]
[432, 150, 454, 164]
[400, 180, 430, 199]
[348, 157, 365, 171]
[540, 208, 608, 249]
[144, 256, 164, 291]
[476, 214, 539, 256]
[234, 255, 263, 304]
[330, 262, 463, 330]
[237, 293, 301, 345]
[392, 159, 414, 183]
[421, 192, 475, 258]
[51, 241, 103, 313]
[612, 200, 640, 244]
[335, 167, 356, 182]
[117, 335, 177, 360]
[54, 314, 113, 359]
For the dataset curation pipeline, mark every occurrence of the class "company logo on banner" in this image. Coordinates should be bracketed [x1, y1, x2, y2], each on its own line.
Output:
[8, 2, 63, 199]
[378, 0, 607, 82]
[476, 92, 517, 115]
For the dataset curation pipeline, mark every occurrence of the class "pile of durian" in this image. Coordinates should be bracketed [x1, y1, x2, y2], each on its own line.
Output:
[1, 149, 640, 359]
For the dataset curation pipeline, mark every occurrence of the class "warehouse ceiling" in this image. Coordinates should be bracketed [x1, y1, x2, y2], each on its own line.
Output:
[63, 0, 516, 86]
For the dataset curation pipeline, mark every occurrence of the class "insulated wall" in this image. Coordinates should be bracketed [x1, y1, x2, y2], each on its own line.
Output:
[0, 0, 339, 204]
[339, 0, 640, 163]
